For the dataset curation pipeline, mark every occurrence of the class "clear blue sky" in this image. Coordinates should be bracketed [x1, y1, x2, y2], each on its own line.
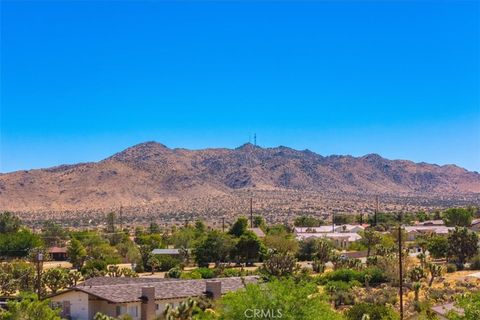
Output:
[1, 1, 479, 173]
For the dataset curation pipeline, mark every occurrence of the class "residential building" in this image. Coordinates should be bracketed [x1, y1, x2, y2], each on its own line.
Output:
[295, 232, 362, 248]
[49, 276, 258, 320]
[150, 249, 182, 256]
[48, 247, 68, 261]
[414, 220, 445, 226]
[294, 224, 365, 234]
[404, 226, 454, 241]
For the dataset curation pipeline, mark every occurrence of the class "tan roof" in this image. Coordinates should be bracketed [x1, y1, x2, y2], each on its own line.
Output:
[248, 228, 266, 238]
[47, 247, 67, 254]
[54, 276, 259, 303]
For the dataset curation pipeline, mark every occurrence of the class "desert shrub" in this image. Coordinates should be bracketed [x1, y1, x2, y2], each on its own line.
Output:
[180, 270, 202, 279]
[195, 267, 216, 279]
[318, 268, 387, 286]
[469, 255, 480, 270]
[220, 268, 251, 278]
[446, 263, 457, 273]
[318, 268, 362, 284]
[166, 267, 182, 278]
[345, 302, 400, 320]
[81, 259, 107, 275]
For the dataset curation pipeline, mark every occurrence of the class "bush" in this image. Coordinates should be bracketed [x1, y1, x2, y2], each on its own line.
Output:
[317, 268, 387, 286]
[81, 259, 107, 275]
[195, 267, 216, 279]
[166, 267, 182, 278]
[469, 255, 480, 270]
[319, 268, 362, 283]
[446, 263, 457, 273]
[156, 255, 180, 271]
[180, 270, 202, 279]
[345, 302, 399, 320]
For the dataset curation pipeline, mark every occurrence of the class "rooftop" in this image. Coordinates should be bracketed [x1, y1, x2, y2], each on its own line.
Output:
[151, 249, 182, 255]
[53, 276, 259, 303]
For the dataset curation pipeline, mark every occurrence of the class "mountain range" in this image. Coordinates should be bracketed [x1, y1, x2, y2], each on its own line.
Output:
[0, 142, 479, 217]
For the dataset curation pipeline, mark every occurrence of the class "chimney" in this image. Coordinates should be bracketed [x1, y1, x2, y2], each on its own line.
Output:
[206, 281, 222, 300]
[141, 287, 156, 320]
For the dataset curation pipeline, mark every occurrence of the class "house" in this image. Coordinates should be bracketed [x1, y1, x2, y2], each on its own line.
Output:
[49, 276, 258, 320]
[295, 232, 362, 249]
[150, 249, 182, 256]
[415, 220, 445, 226]
[294, 224, 365, 234]
[48, 247, 68, 261]
[404, 226, 454, 241]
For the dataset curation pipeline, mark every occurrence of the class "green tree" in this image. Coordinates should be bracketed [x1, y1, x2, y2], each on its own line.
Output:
[232, 232, 265, 266]
[0, 230, 43, 258]
[106, 212, 116, 233]
[149, 222, 161, 234]
[297, 238, 333, 262]
[261, 251, 299, 277]
[43, 267, 69, 294]
[0, 212, 21, 233]
[219, 278, 343, 320]
[333, 213, 354, 225]
[116, 239, 141, 264]
[0, 293, 61, 320]
[194, 220, 206, 234]
[264, 234, 299, 255]
[41, 221, 68, 247]
[361, 229, 382, 258]
[67, 238, 87, 270]
[253, 216, 266, 229]
[447, 227, 479, 268]
[442, 208, 474, 227]
[294, 215, 322, 227]
[427, 235, 449, 259]
[228, 217, 248, 237]
[193, 231, 235, 267]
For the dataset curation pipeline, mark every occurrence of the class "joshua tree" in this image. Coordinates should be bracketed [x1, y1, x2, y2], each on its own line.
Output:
[413, 282, 422, 303]
[427, 263, 443, 287]
[68, 270, 83, 286]
[164, 298, 197, 320]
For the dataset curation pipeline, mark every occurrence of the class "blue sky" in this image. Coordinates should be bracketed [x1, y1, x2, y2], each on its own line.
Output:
[1, 1, 479, 172]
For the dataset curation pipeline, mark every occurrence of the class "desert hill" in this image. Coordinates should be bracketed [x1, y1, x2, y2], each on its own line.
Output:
[0, 142, 479, 222]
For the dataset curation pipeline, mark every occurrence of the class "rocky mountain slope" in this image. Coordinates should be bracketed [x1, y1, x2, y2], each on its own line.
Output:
[0, 142, 479, 214]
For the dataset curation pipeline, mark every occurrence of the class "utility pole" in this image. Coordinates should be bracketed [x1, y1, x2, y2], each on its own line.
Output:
[374, 195, 379, 226]
[35, 251, 44, 299]
[250, 197, 253, 228]
[254, 133, 257, 146]
[222, 217, 225, 233]
[120, 206, 123, 231]
[332, 212, 335, 233]
[398, 211, 404, 320]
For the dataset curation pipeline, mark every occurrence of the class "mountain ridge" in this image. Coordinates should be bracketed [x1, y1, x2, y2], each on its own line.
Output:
[0, 141, 479, 216]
